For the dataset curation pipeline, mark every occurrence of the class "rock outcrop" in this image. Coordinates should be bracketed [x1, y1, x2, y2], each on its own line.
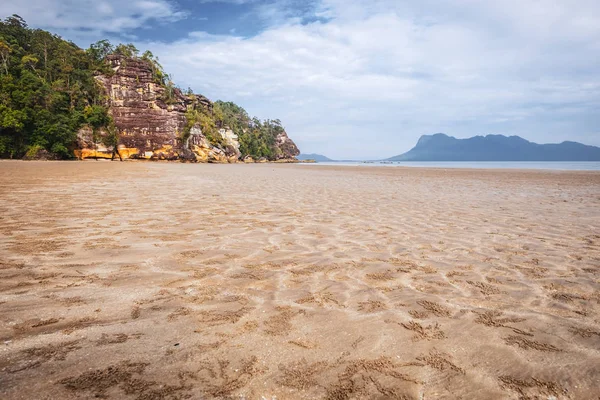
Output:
[186, 126, 240, 163]
[275, 131, 300, 160]
[75, 55, 299, 162]
[75, 55, 202, 160]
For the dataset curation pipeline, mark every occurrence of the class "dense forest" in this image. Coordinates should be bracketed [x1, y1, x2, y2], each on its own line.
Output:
[0, 15, 293, 160]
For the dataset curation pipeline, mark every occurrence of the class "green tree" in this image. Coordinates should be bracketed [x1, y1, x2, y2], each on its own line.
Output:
[0, 40, 10, 74]
[87, 40, 114, 63]
[114, 43, 139, 58]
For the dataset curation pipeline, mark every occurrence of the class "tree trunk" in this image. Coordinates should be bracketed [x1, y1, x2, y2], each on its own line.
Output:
[44, 41, 48, 81]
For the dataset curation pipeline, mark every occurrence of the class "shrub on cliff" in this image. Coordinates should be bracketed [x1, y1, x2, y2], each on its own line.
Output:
[184, 107, 225, 148]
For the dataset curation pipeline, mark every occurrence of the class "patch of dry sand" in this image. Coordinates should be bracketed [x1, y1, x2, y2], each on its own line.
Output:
[0, 160, 599, 399]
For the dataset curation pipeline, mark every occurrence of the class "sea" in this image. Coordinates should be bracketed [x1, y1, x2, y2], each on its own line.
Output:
[301, 161, 600, 171]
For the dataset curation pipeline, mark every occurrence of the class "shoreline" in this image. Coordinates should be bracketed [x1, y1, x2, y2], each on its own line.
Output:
[298, 163, 600, 175]
[0, 159, 600, 175]
[300, 160, 600, 172]
[2, 158, 599, 172]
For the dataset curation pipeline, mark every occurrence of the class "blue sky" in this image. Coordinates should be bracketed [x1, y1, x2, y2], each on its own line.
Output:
[2, 0, 599, 159]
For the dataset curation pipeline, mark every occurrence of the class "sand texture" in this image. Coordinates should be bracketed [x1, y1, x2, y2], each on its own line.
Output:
[0, 161, 599, 399]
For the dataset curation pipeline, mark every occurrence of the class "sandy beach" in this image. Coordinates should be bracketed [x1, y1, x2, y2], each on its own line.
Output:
[0, 161, 599, 399]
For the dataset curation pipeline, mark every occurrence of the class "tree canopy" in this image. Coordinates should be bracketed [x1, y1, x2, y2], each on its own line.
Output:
[0, 15, 112, 158]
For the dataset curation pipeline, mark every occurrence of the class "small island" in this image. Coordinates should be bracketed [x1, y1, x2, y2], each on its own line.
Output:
[387, 133, 600, 161]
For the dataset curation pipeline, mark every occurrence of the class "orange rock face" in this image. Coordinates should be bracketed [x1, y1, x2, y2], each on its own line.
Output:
[76, 55, 213, 161]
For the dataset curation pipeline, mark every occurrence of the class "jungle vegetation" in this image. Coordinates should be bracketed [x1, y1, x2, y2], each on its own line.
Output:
[0, 15, 290, 160]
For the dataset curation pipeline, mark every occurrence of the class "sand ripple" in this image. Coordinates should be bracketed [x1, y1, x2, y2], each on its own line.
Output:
[1, 161, 599, 399]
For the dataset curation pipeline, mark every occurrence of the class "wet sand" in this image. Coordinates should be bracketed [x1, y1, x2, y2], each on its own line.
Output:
[0, 160, 599, 399]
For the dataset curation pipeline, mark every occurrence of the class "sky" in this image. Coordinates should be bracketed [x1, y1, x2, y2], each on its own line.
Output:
[2, 0, 599, 159]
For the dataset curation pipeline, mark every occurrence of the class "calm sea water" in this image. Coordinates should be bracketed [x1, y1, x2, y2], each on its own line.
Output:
[302, 161, 600, 171]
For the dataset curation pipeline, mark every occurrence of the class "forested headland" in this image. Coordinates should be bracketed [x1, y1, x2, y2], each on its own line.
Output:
[0, 15, 299, 161]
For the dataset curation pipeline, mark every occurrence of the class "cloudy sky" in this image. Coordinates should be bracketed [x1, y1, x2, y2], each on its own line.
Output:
[2, 0, 599, 159]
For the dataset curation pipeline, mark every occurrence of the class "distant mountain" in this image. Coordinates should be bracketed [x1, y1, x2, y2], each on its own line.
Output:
[386, 134, 600, 161]
[297, 153, 333, 162]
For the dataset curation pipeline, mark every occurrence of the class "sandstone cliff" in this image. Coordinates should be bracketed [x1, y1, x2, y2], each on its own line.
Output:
[75, 55, 299, 162]
[275, 131, 300, 160]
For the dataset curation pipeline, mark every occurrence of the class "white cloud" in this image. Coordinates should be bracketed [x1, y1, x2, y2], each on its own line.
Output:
[141, 0, 600, 158]
[0, 0, 186, 40]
